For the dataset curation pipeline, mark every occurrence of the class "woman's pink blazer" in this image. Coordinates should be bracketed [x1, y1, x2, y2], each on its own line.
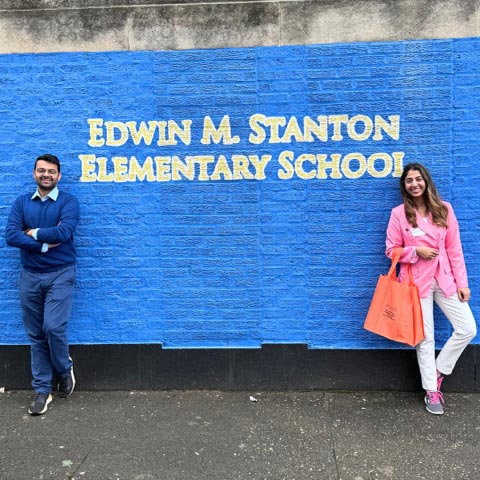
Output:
[386, 201, 468, 298]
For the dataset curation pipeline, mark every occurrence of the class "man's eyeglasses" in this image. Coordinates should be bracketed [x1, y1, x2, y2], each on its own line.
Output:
[36, 168, 58, 175]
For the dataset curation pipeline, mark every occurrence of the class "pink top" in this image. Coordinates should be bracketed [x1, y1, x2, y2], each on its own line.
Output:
[386, 201, 468, 298]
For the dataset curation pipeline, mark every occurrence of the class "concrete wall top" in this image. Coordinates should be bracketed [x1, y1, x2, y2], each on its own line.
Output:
[0, 1, 478, 54]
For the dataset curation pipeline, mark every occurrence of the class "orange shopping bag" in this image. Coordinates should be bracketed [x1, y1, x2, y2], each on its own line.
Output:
[364, 248, 424, 347]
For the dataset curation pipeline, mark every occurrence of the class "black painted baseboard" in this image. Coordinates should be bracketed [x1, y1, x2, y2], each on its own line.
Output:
[1, 344, 479, 392]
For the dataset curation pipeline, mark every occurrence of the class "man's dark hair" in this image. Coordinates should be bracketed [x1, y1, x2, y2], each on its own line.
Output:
[35, 154, 61, 172]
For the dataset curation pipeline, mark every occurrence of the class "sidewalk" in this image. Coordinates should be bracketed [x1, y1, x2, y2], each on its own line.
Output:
[1, 390, 479, 480]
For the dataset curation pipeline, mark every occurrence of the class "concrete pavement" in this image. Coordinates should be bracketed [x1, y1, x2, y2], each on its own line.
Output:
[1, 389, 480, 480]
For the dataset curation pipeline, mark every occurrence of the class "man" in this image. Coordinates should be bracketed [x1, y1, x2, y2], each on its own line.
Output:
[6, 154, 80, 415]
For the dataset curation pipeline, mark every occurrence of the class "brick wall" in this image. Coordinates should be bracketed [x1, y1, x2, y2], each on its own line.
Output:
[0, 37, 479, 348]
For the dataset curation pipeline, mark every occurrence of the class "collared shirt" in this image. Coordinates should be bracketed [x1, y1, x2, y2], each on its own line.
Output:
[31, 187, 59, 252]
[31, 186, 59, 202]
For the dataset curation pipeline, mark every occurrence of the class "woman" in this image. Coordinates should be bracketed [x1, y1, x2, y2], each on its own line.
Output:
[386, 163, 477, 415]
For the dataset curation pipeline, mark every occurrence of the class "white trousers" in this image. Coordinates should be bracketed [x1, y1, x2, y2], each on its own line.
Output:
[416, 280, 477, 392]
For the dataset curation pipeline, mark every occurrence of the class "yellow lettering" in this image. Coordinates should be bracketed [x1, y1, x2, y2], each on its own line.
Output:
[373, 115, 400, 141]
[303, 116, 328, 142]
[154, 156, 172, 181]
[367, 153, 392, 178]
[201, 115, 240, 145]
[195, 156, 215, 181]
[248, 114, 267, 144]
[79, 154, 97, 182]
[277, 151, 294, 179]
[210, 155, 233, 181]
[105, 122, 129, 147]
[171, 156, 194, 181]
[264, 116, 286, 143]
[341, 153, 367, 179]
[128, 156, 155, 182]
[249, 155, 272, 180]
[87, 118, 105, 147]
[280, 116, 304, 143]
[316, 154, 342, 179]
[167, 120, 192, 146]
[97, 156, 114, 182]
[156, 121, 168, 146]
[232, 155, 254, 180]
[392, 151, 405, 177]
[112, 157, 129, 182]
[125, 121, 158, 146]
[347, 115, 373, 141]
[329, 115, 348, 141]
[295, 154, 316, 180]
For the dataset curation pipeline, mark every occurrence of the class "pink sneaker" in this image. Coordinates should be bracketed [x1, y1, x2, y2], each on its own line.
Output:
[437, 372, 445, 405]
[425, 391, 444, 415]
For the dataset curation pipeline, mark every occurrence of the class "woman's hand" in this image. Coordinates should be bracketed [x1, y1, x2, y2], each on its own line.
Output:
[416, 246, 439, 260]
[458, 287, 471, 303]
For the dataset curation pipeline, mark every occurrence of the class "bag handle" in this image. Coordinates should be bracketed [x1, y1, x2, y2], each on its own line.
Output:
[387, 247, 403, 279]
[406, 263, 416, 286]
[388, 247, 417, 286]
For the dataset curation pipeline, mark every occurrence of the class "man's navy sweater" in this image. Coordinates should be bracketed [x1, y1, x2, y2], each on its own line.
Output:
[5, 190, 80, 273]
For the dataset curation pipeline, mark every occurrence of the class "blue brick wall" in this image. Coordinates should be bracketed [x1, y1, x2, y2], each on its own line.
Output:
[0, 37, 478, 348]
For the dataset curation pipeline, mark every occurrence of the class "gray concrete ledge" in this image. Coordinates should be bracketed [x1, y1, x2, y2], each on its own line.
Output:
[0, 1, 478, 54]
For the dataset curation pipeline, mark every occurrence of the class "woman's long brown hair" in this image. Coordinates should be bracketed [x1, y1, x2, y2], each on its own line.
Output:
[399, 163, 448, 228]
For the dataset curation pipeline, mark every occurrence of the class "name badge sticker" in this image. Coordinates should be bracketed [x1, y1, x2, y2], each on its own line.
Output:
[411, 227, 426, 237]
